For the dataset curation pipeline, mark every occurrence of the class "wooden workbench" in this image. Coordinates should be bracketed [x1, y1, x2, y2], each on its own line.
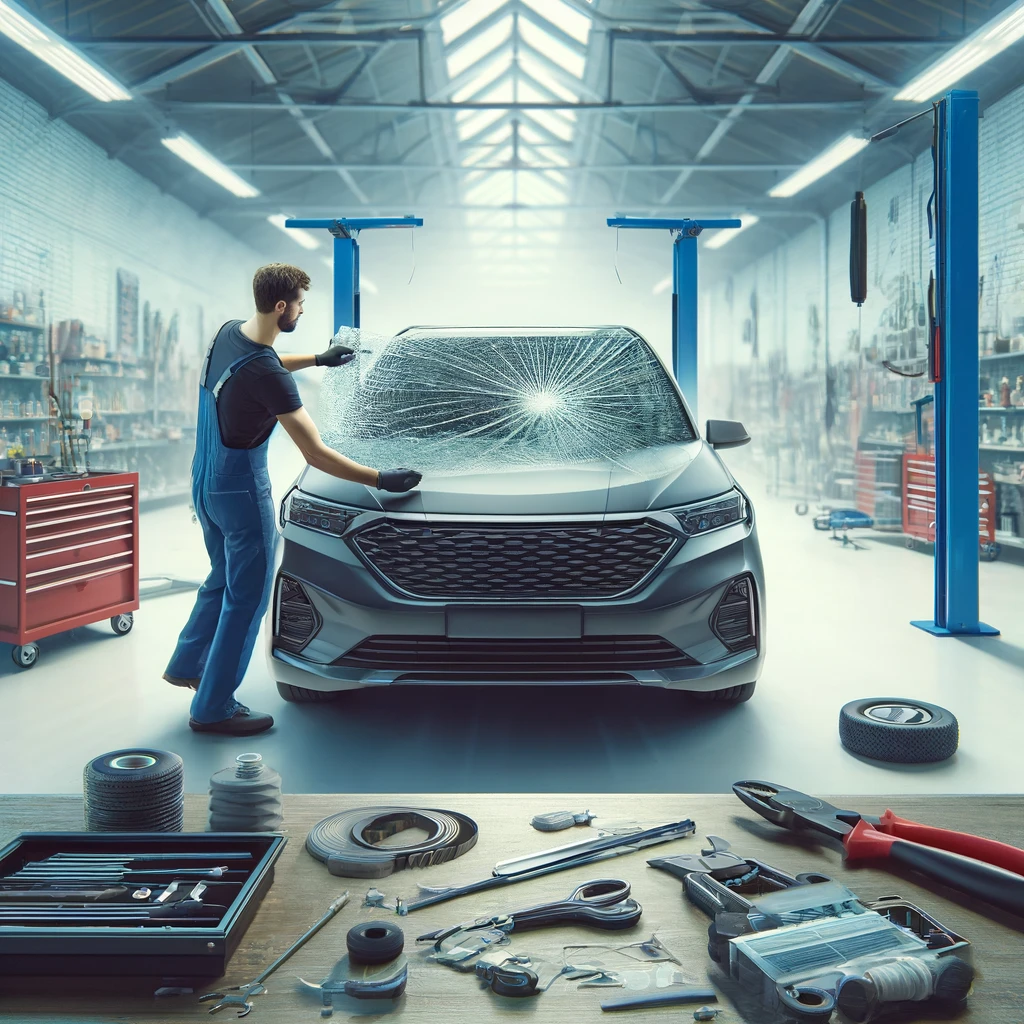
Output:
[0, 793, 1021, 1022]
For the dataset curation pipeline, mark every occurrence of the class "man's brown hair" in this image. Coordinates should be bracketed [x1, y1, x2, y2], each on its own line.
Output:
[252, 263, 311, 314]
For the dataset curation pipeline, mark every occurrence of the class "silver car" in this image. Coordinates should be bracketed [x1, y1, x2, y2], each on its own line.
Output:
[269, 326, 764, 704]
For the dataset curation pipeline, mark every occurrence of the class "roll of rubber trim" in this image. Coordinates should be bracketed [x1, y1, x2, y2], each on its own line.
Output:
[306, 806, 479, 878]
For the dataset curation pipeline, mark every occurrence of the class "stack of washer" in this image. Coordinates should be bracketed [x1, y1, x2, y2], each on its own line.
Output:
[84, 749, 185, 832]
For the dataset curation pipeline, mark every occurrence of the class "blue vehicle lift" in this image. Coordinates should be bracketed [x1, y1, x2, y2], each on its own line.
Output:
[606, 217, 741, 421]
[910, 91, 997, 637]
[284, 216, 423, 332]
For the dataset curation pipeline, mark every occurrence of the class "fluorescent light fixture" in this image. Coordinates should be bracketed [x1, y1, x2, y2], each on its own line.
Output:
[704, 215, 760, 250]
[0, 0, 131, 101]
[653, 275, 672, 295]
[895, 0, 1024, 101]
[768, 134, 868, 198]
[268, 215, 320, 250]
[162, 134, 261, 198]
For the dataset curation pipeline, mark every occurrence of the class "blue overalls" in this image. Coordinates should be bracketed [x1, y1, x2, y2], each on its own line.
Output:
[165, 337, 279, 723]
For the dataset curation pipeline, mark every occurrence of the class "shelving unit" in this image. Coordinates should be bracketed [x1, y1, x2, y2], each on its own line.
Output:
[0, 314, 50, 460]
[977, 349, 1024, 549]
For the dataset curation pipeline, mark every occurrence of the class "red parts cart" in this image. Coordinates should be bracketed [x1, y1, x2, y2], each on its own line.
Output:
[0, 471, 139, 668]
[902, 455, 999, 561]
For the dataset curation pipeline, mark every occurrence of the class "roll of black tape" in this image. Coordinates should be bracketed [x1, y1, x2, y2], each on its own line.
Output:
[84, 749, 185, 832]
[306, 806, 479, 878]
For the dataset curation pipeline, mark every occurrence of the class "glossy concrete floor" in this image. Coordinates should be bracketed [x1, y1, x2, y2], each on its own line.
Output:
[2, 443, 1023, 797]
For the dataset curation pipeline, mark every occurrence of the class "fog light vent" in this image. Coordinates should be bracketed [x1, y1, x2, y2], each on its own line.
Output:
[274, 574, 322, 653]
[711, 575, 757, 652]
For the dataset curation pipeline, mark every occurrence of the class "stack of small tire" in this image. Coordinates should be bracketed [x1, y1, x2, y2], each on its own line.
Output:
[839, 698, 959, 764]
[84, 749, 185, 831]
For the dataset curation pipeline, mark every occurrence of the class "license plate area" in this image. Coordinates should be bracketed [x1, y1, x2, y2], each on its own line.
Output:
[446, 606, 582, 639]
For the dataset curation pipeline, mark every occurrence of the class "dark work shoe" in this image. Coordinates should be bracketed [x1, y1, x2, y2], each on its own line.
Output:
[164, 672, 200, 690]
[189, 706, 274, 736]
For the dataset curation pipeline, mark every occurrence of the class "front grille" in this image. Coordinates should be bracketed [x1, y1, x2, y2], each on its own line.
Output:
[349, 519, 678, 599]
[335, 636, 695, 677]
[274, 574, 322, 652]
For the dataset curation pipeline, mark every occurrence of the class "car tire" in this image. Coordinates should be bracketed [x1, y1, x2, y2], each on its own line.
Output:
[690, 682, 756, 704]
[839, 697, 958, 763]
[276, 682, 340, 703]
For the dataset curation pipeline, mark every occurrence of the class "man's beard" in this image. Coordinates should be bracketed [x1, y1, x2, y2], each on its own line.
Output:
[278, 312, 299, 332]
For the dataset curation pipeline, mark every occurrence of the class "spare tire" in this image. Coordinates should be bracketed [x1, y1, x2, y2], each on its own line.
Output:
[839, 698, 958, 763]
[347, 920, 405, 965]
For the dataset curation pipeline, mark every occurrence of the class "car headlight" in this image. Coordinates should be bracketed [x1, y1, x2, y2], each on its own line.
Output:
[672, 489, 749, 537]
[282, 491, 361, 537]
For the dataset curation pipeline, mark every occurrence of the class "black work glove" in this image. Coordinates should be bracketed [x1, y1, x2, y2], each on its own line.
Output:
[315, 343, 356, 367]
[377, 468, 422, 493]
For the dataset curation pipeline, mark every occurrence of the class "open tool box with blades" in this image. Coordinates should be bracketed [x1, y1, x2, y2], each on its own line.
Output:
[0, 831, 286, 980]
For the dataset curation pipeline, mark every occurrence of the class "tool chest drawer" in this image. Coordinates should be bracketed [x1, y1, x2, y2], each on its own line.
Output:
[0, 472, 140, 645]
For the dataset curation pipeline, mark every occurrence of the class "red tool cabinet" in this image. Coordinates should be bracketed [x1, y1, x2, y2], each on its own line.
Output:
[902, 455, 999, 559]
[0, 471, 139, 668]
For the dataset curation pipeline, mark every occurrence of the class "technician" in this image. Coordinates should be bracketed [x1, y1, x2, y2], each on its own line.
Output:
[163, 264, 421, 736]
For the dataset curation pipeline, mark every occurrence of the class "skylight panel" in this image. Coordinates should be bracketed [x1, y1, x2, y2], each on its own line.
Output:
[516, 172, 566, 205]
[465, 172, 514, 205]
[450, 49, 513, 102]
[457, 108, 506, 139]
[447, 14, 513, 78]
[519, 17, 585, 78]
[517, 51, 581, 101]
[525, 108, 574, 141]
[521, 0, 592, 45]
[441, 0, 507, 45]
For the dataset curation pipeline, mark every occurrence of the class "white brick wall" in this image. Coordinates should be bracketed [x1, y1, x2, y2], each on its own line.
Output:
[0, 77, 277, 364]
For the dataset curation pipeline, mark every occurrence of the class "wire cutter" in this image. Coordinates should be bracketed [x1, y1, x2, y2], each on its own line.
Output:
[733, 781, 1024, 918]
[417, 878, 641, 945]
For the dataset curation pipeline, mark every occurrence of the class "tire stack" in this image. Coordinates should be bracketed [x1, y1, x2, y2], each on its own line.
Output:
[84, 749, 185, 832]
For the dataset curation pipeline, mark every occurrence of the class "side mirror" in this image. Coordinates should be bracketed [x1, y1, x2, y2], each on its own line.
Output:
[706, 419, 751, 449]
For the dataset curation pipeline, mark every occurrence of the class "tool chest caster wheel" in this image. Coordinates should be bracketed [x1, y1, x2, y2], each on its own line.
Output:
[12, 644, 39, 669]
[110, 613, 134, 635]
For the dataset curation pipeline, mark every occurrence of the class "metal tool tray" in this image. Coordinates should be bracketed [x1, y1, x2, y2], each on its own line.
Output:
[0, 831, 286, 980]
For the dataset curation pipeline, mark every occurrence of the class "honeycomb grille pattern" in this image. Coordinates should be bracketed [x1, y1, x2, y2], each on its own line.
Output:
[350, 519, 678, 599]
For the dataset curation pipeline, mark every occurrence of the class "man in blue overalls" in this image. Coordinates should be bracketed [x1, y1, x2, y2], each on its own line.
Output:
[164, 264, 421, 735]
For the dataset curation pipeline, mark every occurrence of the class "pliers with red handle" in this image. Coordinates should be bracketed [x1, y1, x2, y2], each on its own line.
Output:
[733, 781, 1024, 918]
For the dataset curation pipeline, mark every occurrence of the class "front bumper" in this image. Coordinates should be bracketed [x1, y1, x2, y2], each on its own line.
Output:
[267, 512, 765, 693]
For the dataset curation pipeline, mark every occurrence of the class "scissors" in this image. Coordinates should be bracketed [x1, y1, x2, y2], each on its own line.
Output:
[417, 878, 641, 944]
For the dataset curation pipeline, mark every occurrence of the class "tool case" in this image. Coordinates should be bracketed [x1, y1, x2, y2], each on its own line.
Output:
[0, 832, 286, 979]
[0, 471, 140, 667]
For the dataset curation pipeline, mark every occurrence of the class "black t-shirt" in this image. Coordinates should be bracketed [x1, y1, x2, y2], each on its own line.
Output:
[205, 321, 302, 449]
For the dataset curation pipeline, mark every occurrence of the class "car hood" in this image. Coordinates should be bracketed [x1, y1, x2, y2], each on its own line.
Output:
[297, 441, 734, 516]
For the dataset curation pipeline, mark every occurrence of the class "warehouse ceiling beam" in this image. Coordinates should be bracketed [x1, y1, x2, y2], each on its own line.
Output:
[155, 99, 865, 113]
[70, 32, 964, 47]
[227, 162, 799, 172]
[657, 0, 849, 206]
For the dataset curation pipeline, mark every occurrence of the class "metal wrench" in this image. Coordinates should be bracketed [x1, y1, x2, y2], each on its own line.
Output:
[199, 892, 350, 1017]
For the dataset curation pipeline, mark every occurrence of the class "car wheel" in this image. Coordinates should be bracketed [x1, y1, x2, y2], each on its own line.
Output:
[690, 682, 756, 704]
[276, 681, 340, 703]
[839, 697, 958, 763]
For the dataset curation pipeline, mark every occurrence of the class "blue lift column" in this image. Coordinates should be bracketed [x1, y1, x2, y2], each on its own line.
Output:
[911, 91, 997, 637]
[284, 216, 423, 332]
[606, 217, 741, 421]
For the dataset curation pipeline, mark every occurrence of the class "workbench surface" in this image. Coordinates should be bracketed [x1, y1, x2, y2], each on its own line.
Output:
[0, 793, 1021, 1022]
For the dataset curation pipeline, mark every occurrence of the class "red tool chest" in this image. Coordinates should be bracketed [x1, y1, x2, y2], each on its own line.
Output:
[902, 455, 998, 557]
[0, 471, 139, 667]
